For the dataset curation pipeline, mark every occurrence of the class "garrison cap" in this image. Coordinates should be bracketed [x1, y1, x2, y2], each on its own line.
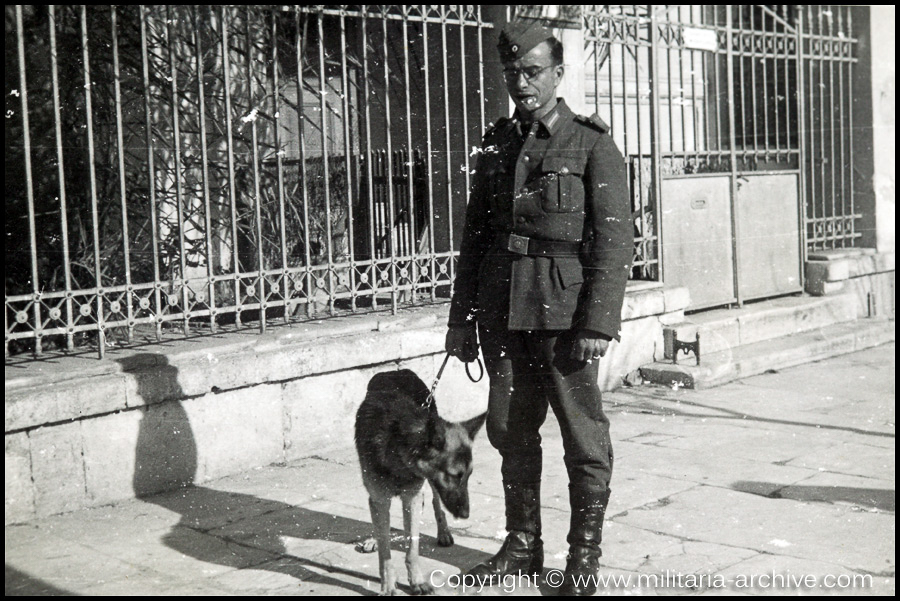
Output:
[497, 21, 556, 63]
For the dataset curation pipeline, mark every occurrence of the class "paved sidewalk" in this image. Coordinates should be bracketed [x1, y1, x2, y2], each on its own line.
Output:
[5, 344, 895, 596]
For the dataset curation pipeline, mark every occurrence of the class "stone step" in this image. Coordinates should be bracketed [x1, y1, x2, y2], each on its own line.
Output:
[642, 317, 894, 390]
[663, 294, 858, 360]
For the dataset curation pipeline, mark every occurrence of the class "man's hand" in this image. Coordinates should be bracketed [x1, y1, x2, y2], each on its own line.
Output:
[570, 330, 610, 363]
[446, 325, 479, 362]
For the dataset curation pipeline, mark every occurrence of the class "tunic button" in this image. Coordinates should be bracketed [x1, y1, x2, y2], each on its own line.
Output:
[523, 156, 530, 162]
[560, 166, 569, 174]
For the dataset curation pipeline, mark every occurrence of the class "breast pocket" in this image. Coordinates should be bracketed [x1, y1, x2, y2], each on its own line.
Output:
[540, 156, 586, 213]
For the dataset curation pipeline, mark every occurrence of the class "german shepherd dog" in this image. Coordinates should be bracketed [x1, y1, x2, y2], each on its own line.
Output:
[355, 369, 486, 595]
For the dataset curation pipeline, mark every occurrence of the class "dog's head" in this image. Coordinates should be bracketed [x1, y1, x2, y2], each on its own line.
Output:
[416, 413, 486, 519]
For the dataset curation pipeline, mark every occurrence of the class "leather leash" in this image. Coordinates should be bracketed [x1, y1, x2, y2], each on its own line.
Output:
[424, 353, 484, 408]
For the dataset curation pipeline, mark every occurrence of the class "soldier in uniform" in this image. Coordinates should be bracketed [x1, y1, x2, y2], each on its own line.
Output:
[445, 21, 633, 595]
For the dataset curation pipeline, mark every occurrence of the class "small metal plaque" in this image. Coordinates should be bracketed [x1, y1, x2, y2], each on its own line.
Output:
[683, 27, 718, 52]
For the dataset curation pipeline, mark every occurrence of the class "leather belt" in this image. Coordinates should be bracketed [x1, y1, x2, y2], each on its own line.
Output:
[501, 233, 582, 257]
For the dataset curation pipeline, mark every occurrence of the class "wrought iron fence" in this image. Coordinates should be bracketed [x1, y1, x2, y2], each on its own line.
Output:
[583, 5, 863, 280]
[5, 4, 868, 358]
[6, 5, 490, 358]
[799, 5, 861, 250]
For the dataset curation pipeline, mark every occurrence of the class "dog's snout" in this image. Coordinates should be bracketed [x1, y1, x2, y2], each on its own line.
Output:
[446, 500, 469, 519]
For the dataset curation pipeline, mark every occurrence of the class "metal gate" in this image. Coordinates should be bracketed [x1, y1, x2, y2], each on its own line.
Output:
[584, 5, 862, 308]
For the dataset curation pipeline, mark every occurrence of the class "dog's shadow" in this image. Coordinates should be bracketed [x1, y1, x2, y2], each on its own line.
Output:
[143, 483, 494, 595]
[125, 354, 493, 595]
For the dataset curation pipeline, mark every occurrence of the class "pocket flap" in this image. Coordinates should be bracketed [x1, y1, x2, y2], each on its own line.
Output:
[541, 156, 585, 176]
[555, 257, 585, 289]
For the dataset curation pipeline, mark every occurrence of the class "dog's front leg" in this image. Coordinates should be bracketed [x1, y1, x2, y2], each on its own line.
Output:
[401, 487, 433, 595]
[429, 481, 454, 547]
[368, 496, 398, 595]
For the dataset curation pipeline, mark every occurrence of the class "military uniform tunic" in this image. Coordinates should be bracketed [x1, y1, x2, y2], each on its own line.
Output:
[449, 99, 632, 337]
[448, 99, 633, 489]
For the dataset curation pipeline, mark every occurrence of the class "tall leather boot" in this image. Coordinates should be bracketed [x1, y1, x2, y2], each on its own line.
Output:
[558, 484, 611, 596]
[466, 481, 543, 579]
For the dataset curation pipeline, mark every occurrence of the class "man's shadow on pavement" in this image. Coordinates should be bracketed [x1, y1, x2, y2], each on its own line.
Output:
[121, 354, 492, 595]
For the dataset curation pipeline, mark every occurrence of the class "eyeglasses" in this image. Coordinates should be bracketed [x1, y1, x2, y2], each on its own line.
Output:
[502, 64, 553, 82]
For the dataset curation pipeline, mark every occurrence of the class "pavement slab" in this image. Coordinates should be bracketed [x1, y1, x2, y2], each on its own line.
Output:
[5, 343, 895, 596]
[615, 484, 895, 575]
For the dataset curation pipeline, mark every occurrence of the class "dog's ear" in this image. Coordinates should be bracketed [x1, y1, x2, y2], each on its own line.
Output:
[460, 412, 487, 440]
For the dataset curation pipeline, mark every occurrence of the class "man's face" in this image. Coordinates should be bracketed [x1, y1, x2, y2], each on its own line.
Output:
[503, 41, 564, 121]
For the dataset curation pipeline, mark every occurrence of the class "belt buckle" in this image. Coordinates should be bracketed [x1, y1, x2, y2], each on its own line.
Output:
[507, 233, 529, 255]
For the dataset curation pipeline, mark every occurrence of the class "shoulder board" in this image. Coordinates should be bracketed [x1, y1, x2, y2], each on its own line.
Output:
[483, 116, 514, 139]
[575, 114, 610, 134]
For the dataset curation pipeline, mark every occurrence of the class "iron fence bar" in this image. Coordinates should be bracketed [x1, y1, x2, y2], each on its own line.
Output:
[677, 6, 687, 157]
[635, 6, 652, 276]
[760, 12, 770, 160]
[828, 6, 837, 247]
[140, 6, 163, 341]
[165, 7, 190, 338]
[317, 13, 336, 315]
[796, 8, 809, 273]
[749, 8, 759, 163]
[422, 6, 437, 301]
[294, 7, 314, 317]
[804, 7, 815, 248]
[221, 7, 242, 327]
[82, 5, 106, 357]
[192, 6, 216, 333]
[785, 16, 792, 160]
[441, 8, 456, 289]
[701, 24, 711, 158]
[726, 5, 742, 305]
[477, 6, 486, 135]
[688, 9, 700, 162]
[649, 6, 664, 284]
[459, 5, 471, 206]
[607, 31, 615, 143]
[774, 18, 781, 156]
[15, 5, 41, 357]
[110, 6, 134, 342]
[361, 11, 378, 309]
[620, 16, 629, 159]
[339, 8, 358, 311]
[818, 6, 827, 246]
[737, 8, 747, 163]
[634, 5, 645, 240]
[713, 17, 722, 155]
[665, 12, 675, 155]
[271, 9, 289, 324]
[246, 8, 266, 332]
[837, 7, 846, 245]
[49, 5, 75, 351]
[402, 9, 418, 296]
[379, 11, 398, 313]
[847, 7, 855, 244]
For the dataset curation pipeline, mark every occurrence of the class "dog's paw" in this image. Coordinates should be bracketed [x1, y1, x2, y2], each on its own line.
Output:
[378, 588, 401, 596]
[355, 537, 378, 553]
[409, 582, 434, 596]
[436, 530, 454, 547]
